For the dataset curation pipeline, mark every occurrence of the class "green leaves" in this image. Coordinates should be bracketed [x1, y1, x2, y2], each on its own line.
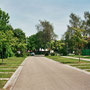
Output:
[0, 9, 10, 31]
[27, 34, 39, 51]
[36, 20, 57, 48]
[0, 8, 27, 58]
[62, 12, 90, 55]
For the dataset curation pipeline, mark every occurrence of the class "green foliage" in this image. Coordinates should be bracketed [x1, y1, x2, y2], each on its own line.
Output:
[27, 20, 58, 54]
[36, 20, 57, 49]
[47, 40, 64, 54]
[27, 34, 39, 51]
[4, 45, 14, 58]
[45, 53, 49, 56]
[51, 53, 55, 56]
[62, 12, 89, 55]
[0, 8, 10, 31]
[0, 9, 27, 58]
[13, 28, 26, 42]
[13, 28, 26, 57]
[0, 30, 15, 58]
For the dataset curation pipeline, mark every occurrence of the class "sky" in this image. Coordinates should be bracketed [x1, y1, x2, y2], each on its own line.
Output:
[0, 0, 90, 39]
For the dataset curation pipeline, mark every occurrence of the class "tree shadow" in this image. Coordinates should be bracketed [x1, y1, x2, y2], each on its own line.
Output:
[61, 62, 78, 64]
[0, 63, 6, 65]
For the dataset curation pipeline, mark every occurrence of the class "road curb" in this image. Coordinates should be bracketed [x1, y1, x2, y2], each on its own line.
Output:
[3, 58, 27, 90]
[47, 57, 90, 75]
[64, 64, 90, 75]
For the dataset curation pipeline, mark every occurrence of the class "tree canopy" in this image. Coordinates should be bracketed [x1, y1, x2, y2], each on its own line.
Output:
[0, 8, 27, 59]
[36, 20, 57, 49]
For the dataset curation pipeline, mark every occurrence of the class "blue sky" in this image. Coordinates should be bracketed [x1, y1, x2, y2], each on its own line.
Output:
[0, 0, 90, 39]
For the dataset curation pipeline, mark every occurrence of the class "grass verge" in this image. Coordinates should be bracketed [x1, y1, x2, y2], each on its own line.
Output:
[0, 80, 7, 88]
[68, 55, 90, 59]
[0, 57, 25, 89]
[0, 73, 12, 78]
[46, 56, 90, 72]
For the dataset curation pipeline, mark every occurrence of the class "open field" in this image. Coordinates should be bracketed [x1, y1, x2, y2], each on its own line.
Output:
[0, 57, 25, 89]
[46, 56, 90, 72]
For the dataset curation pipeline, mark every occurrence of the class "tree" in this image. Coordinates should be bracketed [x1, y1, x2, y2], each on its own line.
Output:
[62, 13, 87, 54]
[84, 12, 90, 36]
[46, 40, 64, 54]
[0, 8, 10, 31]
[0, 30, 16, 62]
[13, 28, 26, 56]
[13, 28, 26, 42]
[27, 34, 39, 51]
[36, 20, 57, 49]
[71, 27, 87, 61]
[0, 8, 27, 60]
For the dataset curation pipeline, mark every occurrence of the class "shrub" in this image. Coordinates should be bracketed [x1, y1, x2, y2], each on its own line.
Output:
[51, 53, 55, 56]
[45, 53, 49, 56]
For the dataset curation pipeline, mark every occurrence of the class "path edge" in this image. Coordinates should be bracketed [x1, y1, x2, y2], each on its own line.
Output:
[46, 57, 90, 75]
[3, 57, 27, 90]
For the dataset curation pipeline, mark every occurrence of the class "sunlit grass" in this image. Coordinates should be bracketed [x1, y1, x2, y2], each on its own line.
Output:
[0, 56, 25, 89]
[47, 56, 90, 64]
[0, 80, 7, 88]
[68, 55, 90, 59]
[0, 73, 12, 78]
[46, 56, 90, 71]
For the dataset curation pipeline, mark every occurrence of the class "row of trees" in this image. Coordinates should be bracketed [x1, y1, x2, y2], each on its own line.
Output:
[27, 20, 64, 55]
[1, 8, 90, 58]
[0, 8, 62, 59]
[27, 12, 90, 56]
[0, 9, 26, 60]
[62, 12, 90, 55]
[27, 20, 57, 51]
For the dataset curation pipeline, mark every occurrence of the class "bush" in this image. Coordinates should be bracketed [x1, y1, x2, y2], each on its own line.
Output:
[45, 53, 49, 56]
[51, 53, 55, 56]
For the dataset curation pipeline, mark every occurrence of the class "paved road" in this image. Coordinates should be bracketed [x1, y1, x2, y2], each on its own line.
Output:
[12, 57, 90, 90]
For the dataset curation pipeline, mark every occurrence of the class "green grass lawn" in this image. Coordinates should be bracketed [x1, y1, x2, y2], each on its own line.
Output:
[0, 57, 25, 66]
[0, 80, 7, 88]
[46, 56, 90, 72]
[68, 55, 90, 59]
[0, 69, 16, 72]
[0, 57, 25, 89]
[0, 66, 17, 68]
[47, 56, 90, 64]
[0, 73, 12, 78]
[71, 64, 90, 66]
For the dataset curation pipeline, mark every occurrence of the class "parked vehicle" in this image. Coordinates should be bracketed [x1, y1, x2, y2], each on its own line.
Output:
[30, 52, 35, 56]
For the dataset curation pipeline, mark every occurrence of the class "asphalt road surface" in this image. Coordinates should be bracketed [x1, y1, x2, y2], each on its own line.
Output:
[12, 56, 90, 90]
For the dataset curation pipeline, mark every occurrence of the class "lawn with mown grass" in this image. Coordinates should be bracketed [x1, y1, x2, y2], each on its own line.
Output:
[0, 80, 7, 88]
[68, 55, 90, 59]
[0, 57, 25, 89]
[0, 73, 12, 78]
[47, 56, 90, 64]
[0, 69, 16, 72]
[46, 56, 90, 72]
